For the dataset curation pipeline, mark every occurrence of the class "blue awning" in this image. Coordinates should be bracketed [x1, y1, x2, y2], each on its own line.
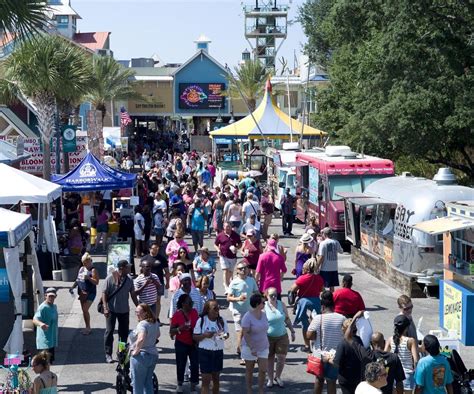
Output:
[51, 152, 137, 192]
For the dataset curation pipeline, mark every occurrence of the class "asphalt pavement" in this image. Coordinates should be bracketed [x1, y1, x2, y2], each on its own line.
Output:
[10, 219, 473, 393]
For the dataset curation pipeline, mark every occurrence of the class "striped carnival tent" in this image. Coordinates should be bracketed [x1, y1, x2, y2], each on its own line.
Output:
[209, 79, 326, 141]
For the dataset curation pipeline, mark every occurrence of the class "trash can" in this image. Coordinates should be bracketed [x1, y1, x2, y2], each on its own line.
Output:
[93, 261, 108, 279]
[59, 255, 81, 282]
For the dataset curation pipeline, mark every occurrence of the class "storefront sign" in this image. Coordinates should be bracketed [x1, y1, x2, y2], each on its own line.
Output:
[0, 268, 9, 302]
[179, 83, 226, 110]
[19, 136, 87, 174]
[61, 125, 77, 153]
[443, 282, 463, 338]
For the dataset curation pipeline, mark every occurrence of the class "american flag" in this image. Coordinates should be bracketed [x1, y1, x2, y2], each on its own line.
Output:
[120, 106, 132, 126]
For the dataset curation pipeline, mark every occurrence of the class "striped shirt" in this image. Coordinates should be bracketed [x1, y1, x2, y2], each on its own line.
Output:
[308, 312, 345, 353]
[134, 273, 160, 305]
[390, 336, 414, 373]
[171, 288, 203, 316]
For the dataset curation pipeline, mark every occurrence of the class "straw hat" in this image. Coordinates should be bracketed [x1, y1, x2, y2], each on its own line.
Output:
[300, 233, 313, 244]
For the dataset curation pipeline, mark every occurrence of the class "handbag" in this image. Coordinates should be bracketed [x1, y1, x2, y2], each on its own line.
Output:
[287, 290, 297, 306]
[306, 314, 324, 377]
[97, 276, 128, 314]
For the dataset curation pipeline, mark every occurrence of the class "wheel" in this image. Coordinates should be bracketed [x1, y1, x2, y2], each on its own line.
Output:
[116, 375, 127, 394]
[152, 373, 159, 393]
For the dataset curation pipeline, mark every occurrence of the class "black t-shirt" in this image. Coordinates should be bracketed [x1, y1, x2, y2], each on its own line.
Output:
[334, 336, 375, 386]
[373, 350, 406, 394]
[142, 253, 168, 285]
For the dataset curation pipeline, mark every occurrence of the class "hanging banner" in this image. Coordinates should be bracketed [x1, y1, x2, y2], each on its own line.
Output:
[19, 136, 87, 174]
[0, 268, 9, 303]
[61, 125, 77, 153]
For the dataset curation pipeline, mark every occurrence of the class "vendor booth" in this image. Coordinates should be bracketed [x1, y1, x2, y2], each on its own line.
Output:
[413, 201, 474, 346]
[209, 79, 326, 166]
[0, 208, 40, 358]
[52, 152, 138, 276]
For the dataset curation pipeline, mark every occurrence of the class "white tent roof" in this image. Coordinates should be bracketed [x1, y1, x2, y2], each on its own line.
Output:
[0, 208, 32, 247]
[0, 164, 62, 204]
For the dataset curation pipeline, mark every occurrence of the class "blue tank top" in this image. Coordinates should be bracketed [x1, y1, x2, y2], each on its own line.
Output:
[265, 301, 287, 337]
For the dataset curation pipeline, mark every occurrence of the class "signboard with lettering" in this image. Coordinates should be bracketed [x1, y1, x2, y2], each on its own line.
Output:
[19, 137, 87, 174]
[0, 269, 9, 303]
[61, 125, 77, 153]
[443, 281, 462, 338]
[179, 83, 226, 110]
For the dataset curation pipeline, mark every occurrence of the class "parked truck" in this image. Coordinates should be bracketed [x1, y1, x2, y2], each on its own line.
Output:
[295, 146, 395, 240]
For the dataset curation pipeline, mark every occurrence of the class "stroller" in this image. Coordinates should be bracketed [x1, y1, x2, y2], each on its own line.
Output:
[445, 348, 473, 394]
[115, 341, 159, 393]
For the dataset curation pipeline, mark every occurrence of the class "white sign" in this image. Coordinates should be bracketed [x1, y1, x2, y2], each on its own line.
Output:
[19, 137, 87, 174]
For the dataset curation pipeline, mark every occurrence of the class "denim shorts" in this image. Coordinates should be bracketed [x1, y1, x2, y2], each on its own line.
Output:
[320, 271, 340, 288]
[403, 371, 415, 390]
[323, 361, 339, 380]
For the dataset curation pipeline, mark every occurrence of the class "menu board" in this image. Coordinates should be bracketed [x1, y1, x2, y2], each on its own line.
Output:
[179, 83, 226, 109]
[309, 166, 319, 204]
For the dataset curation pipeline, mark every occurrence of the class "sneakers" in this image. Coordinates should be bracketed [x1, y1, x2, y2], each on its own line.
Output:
[266, 379, 274, 388]
[274, 377, 285, 388]
[175, 385, 183, 393]
[105, 354, 114, 364]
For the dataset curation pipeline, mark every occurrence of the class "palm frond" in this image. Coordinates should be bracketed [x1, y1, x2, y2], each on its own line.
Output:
[0, 0, 49, 41]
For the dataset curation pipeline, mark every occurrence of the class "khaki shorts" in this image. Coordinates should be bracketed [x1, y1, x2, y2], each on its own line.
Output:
[219, 256, 236, 271]
[268, 333, 289, 356]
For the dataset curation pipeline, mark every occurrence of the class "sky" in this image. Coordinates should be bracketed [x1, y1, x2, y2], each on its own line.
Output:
[72, 0, 308, 71]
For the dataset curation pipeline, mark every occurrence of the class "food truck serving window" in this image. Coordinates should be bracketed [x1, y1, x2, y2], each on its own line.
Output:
[329, 175, 387, 201]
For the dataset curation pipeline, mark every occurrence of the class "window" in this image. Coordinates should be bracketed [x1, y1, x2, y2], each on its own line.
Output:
[329, 175, 388, 201]
[283, 91, 298, 108]
[56, 15, 69, 26]
[452, 228, 474, 264]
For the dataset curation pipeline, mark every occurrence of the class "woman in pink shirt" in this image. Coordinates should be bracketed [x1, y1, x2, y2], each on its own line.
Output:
[166, 231, 190, 269]
[256, 239, 287, 298]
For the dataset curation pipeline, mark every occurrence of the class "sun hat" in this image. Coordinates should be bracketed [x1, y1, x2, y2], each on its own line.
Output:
[300, 233, 313, 244]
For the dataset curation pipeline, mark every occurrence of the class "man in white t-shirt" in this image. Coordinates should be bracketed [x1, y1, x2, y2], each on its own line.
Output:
[317, 227, 343, 292]
[241, 193, 260, 224]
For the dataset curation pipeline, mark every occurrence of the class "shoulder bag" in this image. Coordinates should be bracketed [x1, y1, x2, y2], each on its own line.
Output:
[97, 276, 128, 314]
[307, 314, 324, 377]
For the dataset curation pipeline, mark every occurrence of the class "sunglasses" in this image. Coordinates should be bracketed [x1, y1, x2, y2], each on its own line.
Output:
[237, 266, 247, 270]
[268, 294, 277, 299]
[211, 306, 219, 311]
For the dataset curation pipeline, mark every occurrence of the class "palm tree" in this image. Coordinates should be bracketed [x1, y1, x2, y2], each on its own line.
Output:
[86, 55, 146, 123]
[1, 34, 93, 179]
[0, 0, 49, 41]
[227, 59, 270, 112]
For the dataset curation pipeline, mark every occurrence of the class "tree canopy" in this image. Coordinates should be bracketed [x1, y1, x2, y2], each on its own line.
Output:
[299, 0, 473, 182]
[0, 0, 49, 40]
[227, 59, 270, 112]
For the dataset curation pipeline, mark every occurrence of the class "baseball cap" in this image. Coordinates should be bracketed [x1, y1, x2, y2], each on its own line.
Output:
[267, 239, 278, 251]
[45, 287, 57, 297]
[179, 273, 192, 281]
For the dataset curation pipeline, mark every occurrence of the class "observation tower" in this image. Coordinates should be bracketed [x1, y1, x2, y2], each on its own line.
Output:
[243, 0, 289, 71]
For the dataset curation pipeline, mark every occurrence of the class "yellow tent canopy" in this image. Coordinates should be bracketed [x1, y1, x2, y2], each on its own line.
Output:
[210, 80, 326, 140]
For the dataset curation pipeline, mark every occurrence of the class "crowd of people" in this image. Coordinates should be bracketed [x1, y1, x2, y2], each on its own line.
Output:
[29, 147, 463, 394]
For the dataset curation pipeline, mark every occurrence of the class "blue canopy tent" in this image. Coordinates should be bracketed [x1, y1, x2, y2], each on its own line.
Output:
[51, 152, 137, 192]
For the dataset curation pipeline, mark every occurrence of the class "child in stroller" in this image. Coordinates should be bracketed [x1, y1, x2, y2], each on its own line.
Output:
[115, 341, 159, 393]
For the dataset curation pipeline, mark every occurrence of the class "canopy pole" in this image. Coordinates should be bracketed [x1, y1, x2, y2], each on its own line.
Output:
[286, 74, 293, 143]
[299, 61, 311, 149]
[60, 194, 65, 232]
[225, 65, 269, 147]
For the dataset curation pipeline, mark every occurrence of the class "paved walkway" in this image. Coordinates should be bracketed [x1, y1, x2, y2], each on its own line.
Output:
[6, 220, 472, 393]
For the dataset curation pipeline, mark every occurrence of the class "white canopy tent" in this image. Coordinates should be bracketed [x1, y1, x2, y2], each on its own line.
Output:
[0, 163, 62, 204]
[0, 208, 34, 355]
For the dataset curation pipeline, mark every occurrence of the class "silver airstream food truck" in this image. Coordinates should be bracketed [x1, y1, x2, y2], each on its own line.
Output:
[341, 168, 474, 297]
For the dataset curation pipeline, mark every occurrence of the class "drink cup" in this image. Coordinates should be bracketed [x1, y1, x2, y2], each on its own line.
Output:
[229, 245, 236, 254]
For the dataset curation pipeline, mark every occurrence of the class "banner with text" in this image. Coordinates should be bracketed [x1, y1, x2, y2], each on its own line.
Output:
[19, 137, 87, 174]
